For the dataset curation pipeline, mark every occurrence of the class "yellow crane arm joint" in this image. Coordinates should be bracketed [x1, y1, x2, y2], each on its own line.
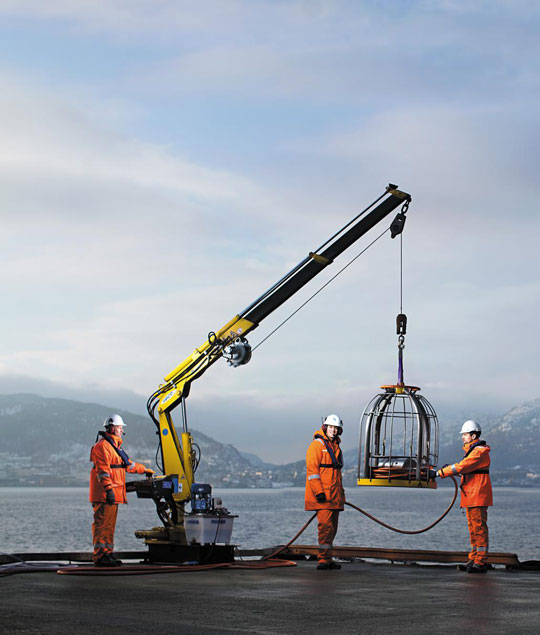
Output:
[385, 185, 411, 201]
[309, 252, 332, 265]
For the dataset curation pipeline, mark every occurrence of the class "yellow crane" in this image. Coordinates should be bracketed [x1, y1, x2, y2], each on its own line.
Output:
[132, 184, 411, 560]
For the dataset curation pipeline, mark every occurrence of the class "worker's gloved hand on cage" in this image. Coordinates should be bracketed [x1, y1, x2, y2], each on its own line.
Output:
[316, 492, 327, 503]
[436, 464, 449, 478]
[428, 469, 438, 479]
[105, 489, 115, 504]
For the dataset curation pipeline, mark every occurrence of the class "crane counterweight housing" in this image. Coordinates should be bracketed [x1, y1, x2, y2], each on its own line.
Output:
[134, 184, 413, 562]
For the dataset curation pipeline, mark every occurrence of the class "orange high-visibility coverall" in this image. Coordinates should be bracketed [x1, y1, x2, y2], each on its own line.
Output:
[89, 433, 146, 562]
[305, 428, 345, 564]
[439, 439, 492, 566]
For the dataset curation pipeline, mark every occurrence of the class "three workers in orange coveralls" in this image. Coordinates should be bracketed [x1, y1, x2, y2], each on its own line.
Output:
[437, 420, 493, 574]
[89, 414, 154, 567]
[89, 411, 492, 572]
[305, 414, 345, 570]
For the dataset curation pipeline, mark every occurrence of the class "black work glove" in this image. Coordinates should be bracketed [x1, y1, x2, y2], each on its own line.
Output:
[105, 489, 115, 504]
[315, 492, 327, 503]
[428, 469, 438, 479]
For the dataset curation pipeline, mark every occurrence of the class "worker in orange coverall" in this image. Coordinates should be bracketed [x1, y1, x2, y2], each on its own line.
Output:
[89, 414, 154, 567]
[305, 414, 345, 570]
[437, 420, 493, 574]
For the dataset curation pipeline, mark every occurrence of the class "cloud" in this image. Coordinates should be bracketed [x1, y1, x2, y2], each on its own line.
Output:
[0, 372, 148, 413]
[0, 80, 260, 205]
[1, 1, 540, 461]
[0, 76, 370, 405]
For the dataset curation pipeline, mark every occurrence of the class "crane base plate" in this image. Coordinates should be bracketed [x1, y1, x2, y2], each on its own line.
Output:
[145, 542, 235, 564]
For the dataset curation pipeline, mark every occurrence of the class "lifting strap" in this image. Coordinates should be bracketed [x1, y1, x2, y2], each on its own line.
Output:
[314, 435, 343, 470]
[463, 439, 487, 458]
[97, 432, 131, 468]
[462, 440, 490, 475]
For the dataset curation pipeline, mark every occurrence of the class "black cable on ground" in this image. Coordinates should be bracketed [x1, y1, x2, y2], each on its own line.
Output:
[0, 553, 78, 576]
[515, 561, 540, 571]
[56, 559, 297, 576]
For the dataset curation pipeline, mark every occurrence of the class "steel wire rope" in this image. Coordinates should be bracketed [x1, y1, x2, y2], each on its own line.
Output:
[400, 230, 403, 315]
[148, 224, 388, 467]
[239, 192, 387, 318]
[139, 198, 408, 565]
[146, 200, 393, 473]
[314, 192, 387, 254]
[252, 226, 391, 353]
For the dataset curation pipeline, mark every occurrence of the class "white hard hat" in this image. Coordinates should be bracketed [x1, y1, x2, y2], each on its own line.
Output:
[460, 419, 481, 435]
[104, 414, 126, 428]
[324, 414, 343, 431]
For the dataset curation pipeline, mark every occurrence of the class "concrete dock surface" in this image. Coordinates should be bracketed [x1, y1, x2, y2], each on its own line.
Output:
[3, 559, 540, 635]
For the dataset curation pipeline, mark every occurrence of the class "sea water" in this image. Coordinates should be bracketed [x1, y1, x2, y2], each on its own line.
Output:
[1, 486, 539, 561]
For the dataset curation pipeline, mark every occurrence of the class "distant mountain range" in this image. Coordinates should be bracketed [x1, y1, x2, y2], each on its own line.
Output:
[0, 393, 274, 488]
[1, 393, 539, 488]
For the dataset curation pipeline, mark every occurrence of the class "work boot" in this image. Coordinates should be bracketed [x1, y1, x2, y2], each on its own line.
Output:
[317, 561, 341, 570]
[457, 560, 474, 572]
[109, 555, 123, 566]
[467, 563, 487, 574]
[95, 554, 121, 568]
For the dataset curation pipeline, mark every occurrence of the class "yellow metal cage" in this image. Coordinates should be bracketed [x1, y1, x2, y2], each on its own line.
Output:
[357, 385, 438, 489]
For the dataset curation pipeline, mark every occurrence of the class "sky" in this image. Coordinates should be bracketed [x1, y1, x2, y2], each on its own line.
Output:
[1, 0, 540, 462]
